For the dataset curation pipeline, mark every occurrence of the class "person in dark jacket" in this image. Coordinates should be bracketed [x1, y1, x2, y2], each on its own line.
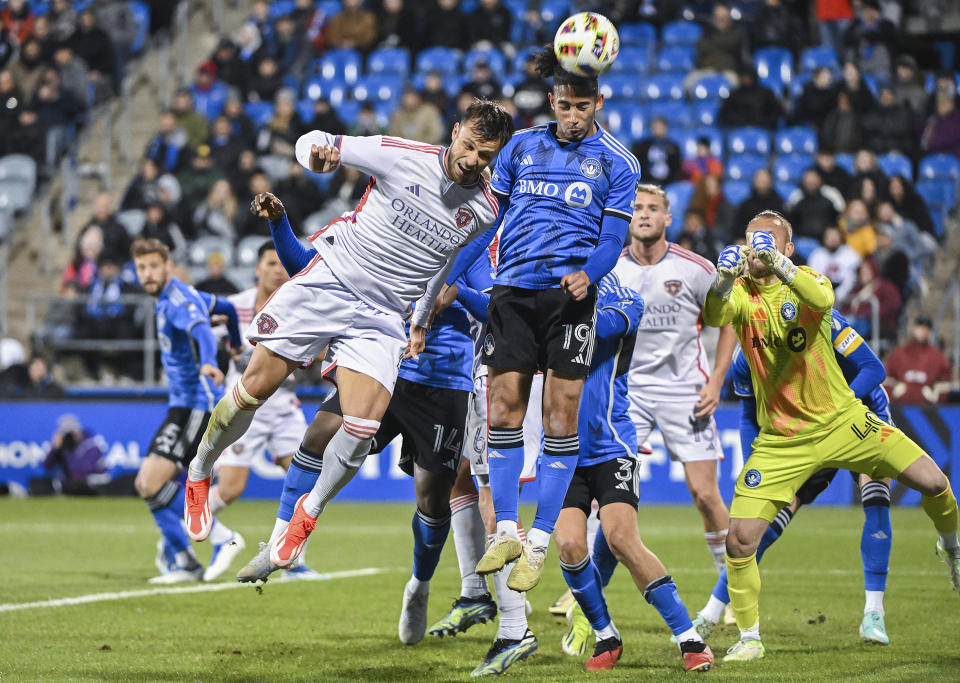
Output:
[793, 66, 836, 129]
[862, 86, 916, 158]
[421, 0, 466, 49]
[788, 169, 841, 241]
[734, 169, 785, 230]
[466, 0, 511, 48]
[718, 67, 783, 129]
[820, 90, 862, 154]
[813, 149, 853, 197]
[632, 116, 682, 185]
[887, 174, 936, 237]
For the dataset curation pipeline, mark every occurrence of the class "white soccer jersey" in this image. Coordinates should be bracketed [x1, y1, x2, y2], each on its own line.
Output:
[294, 132, 500, 326]
[614, 243, 716, 399]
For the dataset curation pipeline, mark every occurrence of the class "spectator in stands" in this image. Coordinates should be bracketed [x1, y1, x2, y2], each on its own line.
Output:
[76, 254, 140, 379]
[246, 0, 274, 46]
[841, 0, 897, 82]
[71, 10, 117, 93]
[140, 202, 186, 256]
[234, 171, 273, 238]
[121, 158, 160, 211]
[30, 15, 53, 62]
[863, 85, 916, 158]
[813, 149, 853, 197]
[682, 136, 723, 183]
[420, 70, 451, 123]
[47, 0, 77, 43]
[9, 38, 45, 100]
[793, 66, 837, 129]
[422, 0, 467, 50]
[211, 38, 250, 95]
[41, 415, 107, 491]
[326, 0, 378, 52]
[227, 149, 259, 199]
[21, 355, 65, 397]
[31, 68, 82, 135]
[0, 0, 34, 45]
[233, 22, 265, 66]
[689, 174, 734, 243]
[267, 15, 304, 75]
[221, 90, 256, 147]
[62, 224, 103, 291]
[155, 172, 191, 240]
[388, 86, 443, 145]
[52, 44, 92, 108]
[170, 89, 209, 150]
[885, 316, 953, 404]
[788, 169, 843, 241]
[512, 55, 550, 128]
[274, 159, 329, 229]
[751, 0, 802, 55]
[1, 107, 45, 165]
[257, 89, 305, 159]
[853, 175, 883, 215]
[875, 199, 935, 265]
[920, 71, 960, 161]
[93, 0, 137, 75]
[195, 252, 239, 296]
[207, 115, 243, 170]
[145, 111, 188, 174]
[843, 257, 901, 342]
[245, 56, 282, 104]
[718, 67, 784, 129]
[677, 210, 719, 262]
[735, 169, 785, 229]
[807, 225, 862, 303]
[872, 224, 910, 296]
[192, 179, 238, 242]
[81, 193, 131, 266]
[820, 90, 862, 154]
[838, 60, 875, 115]
[460, 59, 502, 102]
[304, 97, 346, 136]
[632, 117, 681, 185]
[839, 197, 877, 257]
[376, 0, 419, 52]
[691, 3, 748, 84]
[190, 62, 229, 122]
[467, 0, 512, 49]
[850, 149, 887, 196]
[177, 145, 223, 218]
[887, 174, 936, 236]
[0, 24, 15, 71]
[891, 54, 927, 118]
[0, 70, 19, 124]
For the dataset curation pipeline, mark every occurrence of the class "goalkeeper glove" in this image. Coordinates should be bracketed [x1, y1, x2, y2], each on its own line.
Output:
[749, 230, 797, 284]
[712, 245, 746, 299]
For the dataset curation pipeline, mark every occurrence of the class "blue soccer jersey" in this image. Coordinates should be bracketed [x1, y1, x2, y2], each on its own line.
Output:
[155, 278, 223, 411]
[490, 123, 640, 289]
[578, 273, 645, 467]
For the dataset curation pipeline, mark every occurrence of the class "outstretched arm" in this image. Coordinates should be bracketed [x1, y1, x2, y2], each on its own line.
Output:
[209, 296, 242, 350]
[251, 193, 313, 276]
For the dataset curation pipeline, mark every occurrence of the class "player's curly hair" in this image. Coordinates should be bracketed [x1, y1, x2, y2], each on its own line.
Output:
[461, 99, 515, 148]
[532, 45, 599, 97]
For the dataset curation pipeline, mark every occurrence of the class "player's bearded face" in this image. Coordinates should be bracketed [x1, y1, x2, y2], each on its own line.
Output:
[550, 88, 602, 141]
[134, 254, 170, 295]
[446, 121, 501, 186]
[629, 194, 670, 243]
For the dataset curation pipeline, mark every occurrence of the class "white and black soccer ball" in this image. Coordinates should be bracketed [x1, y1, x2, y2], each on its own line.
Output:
[553, 12, 620, 77]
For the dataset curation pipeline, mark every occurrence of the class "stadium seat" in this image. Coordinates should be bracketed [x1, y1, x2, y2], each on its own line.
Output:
[799, 45, 838, 74]
[773, 154, 814, 184]
[726, 127, 771, 156]
[774, 127, 817, 156]
[243, 101, 274, 128]
[268, 0, 296, 20]
[352, 75, 404, 103]
[646, 101, 691, 129]
[129, 1, 151, 54]
[333, 100, 361, 125]
[723, 179, 751, 206]
[312, 48, 363, 85]
[725, 154, 769, 181]
[643, 73, 684, 101]
[512, 45, 541, 73]
[662, 21, 702, 46]
[236, 236, 267, 268]
[924, 71, 960, 93]
[691, 100, 719, 127]
[539, 0, 571, 24]
[877, 153, 913, 182]
[0, 179, 32, 212]
[689, 74, 733, 100]
[754, 46, 792, 92]
[189, 236, 234, 268]
[500, 73, 525, 97]
[315, 0, 342, 16]
[282, 73, 301, 97]
[411, 71, 464, 98]
[603, 102, 645, 143]
[464, 47, 507, 75]
[373, 100, 399, 127]
[116, 209, 146, 237]
[793, 236, 819, 260]
[789, 71, 811, 99]
[415, 47, 461, 77]
[609, 47, 651, 74]
[296, 99, 315, 126]
[776, 182, 799, 201]
[915, 180, 954, 236]
[665, 181, 694, 229]
[656, 45, 695, 73]
[367, 48, 411, 76]
[0, 154, 37, 197]
[918, 153, 960, 185]
[618, 22, 657, 46]
[599, 74, 643, 100]
[676, 127, 723, 158]
[862, 73, 879, 96]
[303, 76, 349, 106]
[834, 153, 854, 174]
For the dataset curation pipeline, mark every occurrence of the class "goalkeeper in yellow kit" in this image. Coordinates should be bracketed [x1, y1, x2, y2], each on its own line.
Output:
[703, 210, 960, 663]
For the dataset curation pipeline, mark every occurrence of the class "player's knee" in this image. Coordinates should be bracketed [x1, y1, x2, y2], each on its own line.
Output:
[543, 404, 578, 435]
[554, 531, 587, 564]
[134, 472, 160, 499]
[488, 395, 524, 427]
[726, 528, 759, 558]
[690, 486, 721, 514]
[603, 525, 637, 561]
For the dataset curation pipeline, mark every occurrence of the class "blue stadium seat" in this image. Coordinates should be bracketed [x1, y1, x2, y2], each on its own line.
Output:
[415, 47, 461, 77]
[512, 46, 541, 73]
[691, 100, 719, 127]
[656, 45, 695, 73]
[877, 153, 913, 182]
[799, 46, 838, 74]
[31, 1, 50, 15]
[754, 46, 792, 92]
[924, 71, 960, 93]
[367, 48, 411, 77]
[643, 74, 684, 101]
[774, 127, 817, 156]
[600, 74, 643, 100]
[789, 71, 811, 99]
[665, 181, 695, 228]
[776, 182, 799, 201]
[411, 71, 464, 98]
[918, 153, 960, 184]
[726, 155, 769, 181]
[129, 1, 150, 54]
[500, 73, 525, 97]
[297, 99, 316, 126]
[676, 127, 723, 158]
[603, 102, 645, 143]
[352, 75, 404, 103]
[373, 100, 399, 127]
[834, 153, 854, 174]
[862, 73, 879, 96]
[303, 76, 349, 106]
[618, 22, 657, 46]
[268, 0, 295, 19]
[662, 21, 702, 46]
[282, 74, 301, 96]
[773, 154, 814, 184]
[464, 47, 508, 75]
[333, 100, 361, 125]
[915, 180, 955, 236]
[609, 47, 651, 74]
[723, 179, 751, 206]
[244, 102, 274, 128]
[312, 48, 363, 85]
[539, 0, 571, 24]
[726, 127, 771, 156]
[315, 1, 342, 16]
[689, 74, 733, 101]
[646, 101, 691, 129]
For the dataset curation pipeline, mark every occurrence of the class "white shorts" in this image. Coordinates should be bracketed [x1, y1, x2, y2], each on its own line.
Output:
[468, 373, 543, 483]
[247, 256, 407, 394]
[217, 396, 308, 469]
[628, 391, 722, 463]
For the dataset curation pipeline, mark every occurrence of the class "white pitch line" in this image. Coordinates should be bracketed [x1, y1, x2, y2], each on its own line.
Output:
[0, 567, 386, 613]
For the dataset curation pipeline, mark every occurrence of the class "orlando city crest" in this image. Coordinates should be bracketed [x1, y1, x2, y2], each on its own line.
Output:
[455, 207, 475, 230]
[256, 313, 278, 335]
[663, 279, 682, 296]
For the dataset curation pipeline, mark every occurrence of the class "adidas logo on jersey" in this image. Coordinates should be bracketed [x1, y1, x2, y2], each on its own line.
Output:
[520, 155, 533, 166]
[405, 184, 421, 196]
[546, 461, 568, 470]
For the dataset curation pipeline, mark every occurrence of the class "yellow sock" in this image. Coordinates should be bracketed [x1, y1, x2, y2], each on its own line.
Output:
[922, 484, 959, 536]
[726, 552, 761, 633]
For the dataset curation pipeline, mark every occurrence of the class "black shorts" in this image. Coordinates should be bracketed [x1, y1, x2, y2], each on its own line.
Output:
[483, 285, 597, 377]
[318, 377, 470, 479]
[795, 468, 861, 505]
[147, 407, 211, 468]
[562, 456, 641, 515]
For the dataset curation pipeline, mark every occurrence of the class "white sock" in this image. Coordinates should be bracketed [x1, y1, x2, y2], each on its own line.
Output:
[408, 576, 428, 593]
[207, 517, 233, 545]
[586, 502, 600, 555]
[494, 559, 527, 640]
[208, 486, 227, 514]
[739, 621, 761, 642]
[451, 495, 488, 598]
[303, 418, 378, 517]
[268, 517, 288, 546]
[527, 527, 550, 549]
[701, 594, 726, 624]
[175, 546, 200, 570]
[596, 621, 620, 641]
[188, 380, 263, 480]
[864, 590, 884, 615]
[705, 529, 728, 574]
[674, 626, 703, 644]
[939, 532, 960, 551]
[496, 520, 518, 538]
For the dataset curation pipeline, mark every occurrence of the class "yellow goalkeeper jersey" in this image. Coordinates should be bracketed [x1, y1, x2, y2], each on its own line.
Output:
[704, 266, 856, 438]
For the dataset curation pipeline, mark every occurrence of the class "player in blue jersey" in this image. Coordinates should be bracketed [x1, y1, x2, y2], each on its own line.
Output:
[130, 238, 244, 583]
[684, 308, 895, 644]
[549, 273, 714, 673]
[440, 46, 642, 593]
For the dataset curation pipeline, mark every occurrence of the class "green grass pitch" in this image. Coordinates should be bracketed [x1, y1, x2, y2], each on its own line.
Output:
[2, 498, 958, 681]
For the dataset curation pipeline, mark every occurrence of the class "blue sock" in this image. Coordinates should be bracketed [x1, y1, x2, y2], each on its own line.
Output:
[860, 481, 892, 592]
[277, 448, 323, 522]
[644, 576, 693, 636]
[561, 555, 611, 630]
[592, 525, 618, 587]
[487, 427, 525, 524]
[146, 480, 191, 556]
[711, 506, 794, 604]
[532, 435, 579, 534]
[411, 508, 451, 582]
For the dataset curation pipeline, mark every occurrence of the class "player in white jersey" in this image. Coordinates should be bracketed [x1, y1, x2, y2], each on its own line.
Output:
[182, 101, 515, 569]
[613, 184, 737, 583]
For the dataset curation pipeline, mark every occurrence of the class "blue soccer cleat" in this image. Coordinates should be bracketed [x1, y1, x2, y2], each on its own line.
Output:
[471, 629, 538, 676]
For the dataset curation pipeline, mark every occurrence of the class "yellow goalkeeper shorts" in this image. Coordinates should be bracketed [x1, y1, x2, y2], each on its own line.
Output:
[730, 401, 926, 521]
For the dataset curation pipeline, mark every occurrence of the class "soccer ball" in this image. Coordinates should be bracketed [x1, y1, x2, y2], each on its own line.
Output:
[553, 12, 620, 77]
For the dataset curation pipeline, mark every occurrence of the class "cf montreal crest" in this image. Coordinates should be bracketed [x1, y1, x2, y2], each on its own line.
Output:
[455, 207, 475, 230]
[663, 279, 682, 296]
[580, 157, 602, 178]
[744, 469, 762, 488]
[256, 313, 278, 335]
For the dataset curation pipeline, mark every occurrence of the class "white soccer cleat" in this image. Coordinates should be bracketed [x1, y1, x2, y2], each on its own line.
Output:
[203, 532, 246, 582]
[398, 577, 430, 645]
[147, 566, 203, 584]
[724, 603, 737, 625]
[936, 540, 960, 593]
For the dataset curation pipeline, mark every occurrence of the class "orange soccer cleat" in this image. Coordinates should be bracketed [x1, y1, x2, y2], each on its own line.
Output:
[184, 477, 212, 541]
[270, 494, 317, 567]
[585, 637, 622, 671]
[681, 640, 714, 672]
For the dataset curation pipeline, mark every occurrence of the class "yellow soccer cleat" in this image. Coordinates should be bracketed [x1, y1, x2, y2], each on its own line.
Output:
[549, 589, 576, 617]
[722, 639, 765, 662]
[507, 540, 547, 592]
[475, 532, 522, 576]
[560, 604, 592, 656]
